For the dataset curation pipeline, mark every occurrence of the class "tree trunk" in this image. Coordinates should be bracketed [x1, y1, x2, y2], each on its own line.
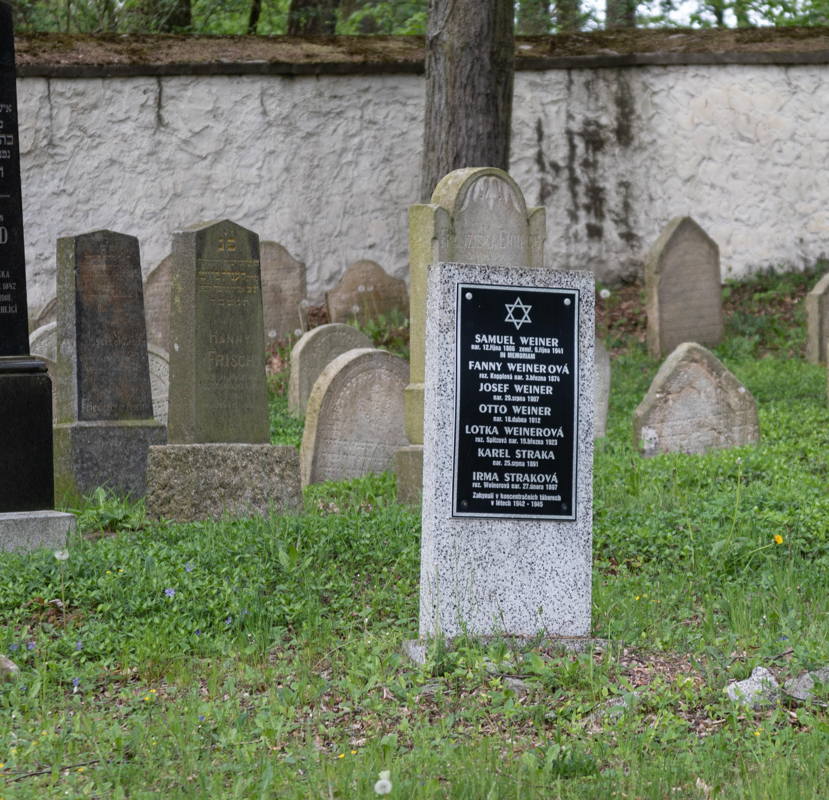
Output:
[605, 0, 635, 28]
[420, 0, 514, 201]
[248, 0, 262, 33]
[163, 0, 191, 31]
[287, 0, 340, 35]
[516, 0, 550, 33]
[556, 0, 580, 31]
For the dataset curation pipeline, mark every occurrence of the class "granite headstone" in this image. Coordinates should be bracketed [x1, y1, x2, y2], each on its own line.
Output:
[52, 230, 166, 501]
[645, 217, 723, 358]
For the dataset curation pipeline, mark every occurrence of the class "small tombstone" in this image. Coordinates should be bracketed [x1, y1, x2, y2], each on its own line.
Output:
[53, 230, 166, 501]
[261, 241, 306, 348]
[633, 342, 759, 457]
[805, 272, 829, 364]
[148, 345, 169, 425]
[167, 219, 269, 444]
[402, 168, 547, 502]
[301, 348, 408, 486]
[143, 253, 173, 352]
[325, 260, 408, 327]
[594, 340, 611, 438]
[645, 217, 723, 358]
[287, 323, 372, 417]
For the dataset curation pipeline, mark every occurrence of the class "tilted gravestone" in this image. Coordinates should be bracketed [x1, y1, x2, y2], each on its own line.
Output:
[287, 323, 372, 417]
[399, 168, 546, 504]
[645, 217, 723, 358]
[325, 260, 408, 327]
[805, 272, 829, 364]
[633, 342, 759, 457]
[0, 3, 74, 549]
[261, 241, 306, 348]
[594, 340, 611, 439]
[411, 262, 595, 652]
[167, 219, 269, 444]
[148, 220, 301, 521]
[53, 230, 166, 501]
[300, 348, 408, 487]
[143, 253, 173, 352]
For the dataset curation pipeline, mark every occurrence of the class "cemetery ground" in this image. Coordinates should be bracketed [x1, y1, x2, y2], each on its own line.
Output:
[2, 268, 829, 798]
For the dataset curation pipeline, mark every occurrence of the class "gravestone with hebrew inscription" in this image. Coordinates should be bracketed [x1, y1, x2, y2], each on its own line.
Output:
[301, 348, 408, 487]
[407, 262, 595, 653]
[167, 220, 269, 443]
[325, 260, 407, 327]
[806, 272, 829, 364]
[397, 168, 546, 505]
[645, 217, 723, 358]
[634, 342, 759, 457]
[52, 230, 166, 502]
[288, 323, 372, 417]
[0, 3, 74, 550]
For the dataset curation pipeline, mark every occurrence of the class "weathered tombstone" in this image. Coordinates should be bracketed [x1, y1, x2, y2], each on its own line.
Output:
[398, 168, 546, 504]
[594, 340, 611, 438]
[645, 217, 723, 358]
[805, 272, 829, 364]
[147, 220, 300, 521]
[261, 241, 306, 348]
[633, 342, 759, 457]
[325, 260, 408, 327]
[167, 219, 269, 443]
[146, 444, 301, 522]
[0, 3, 74, 549]
[143, 253, 172, 352]
[301, 348, 408, 486]
[287, 323, 372, 417]
[52, 230, 166, 501]
[411, 262, 594, 652]
[148, 345, 169, 425]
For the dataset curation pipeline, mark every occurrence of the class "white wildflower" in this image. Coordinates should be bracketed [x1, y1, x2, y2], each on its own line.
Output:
[53, 550, 69, 561]
[599, 288, 611, 300]
[374, 770, 392, 795]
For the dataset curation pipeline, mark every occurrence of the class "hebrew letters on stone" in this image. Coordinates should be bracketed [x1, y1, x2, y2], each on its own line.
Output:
[452, 283, 579, 520]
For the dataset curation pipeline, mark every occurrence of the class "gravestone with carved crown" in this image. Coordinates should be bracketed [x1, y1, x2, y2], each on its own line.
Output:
[397, 168, 546, 504]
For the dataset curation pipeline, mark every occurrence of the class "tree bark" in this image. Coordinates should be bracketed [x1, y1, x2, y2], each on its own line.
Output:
[287, 0, 340, 35]
[605, 0, 635, 28]
[248, 0, 262, 33]
[163, 0, 191, 31]
[420, 0, 514, 201]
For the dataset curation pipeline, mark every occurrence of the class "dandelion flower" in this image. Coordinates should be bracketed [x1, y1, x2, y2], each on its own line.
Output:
[53, 549, 69, 561]
[374, 770, 392, 795]
[599, 288, 611, 300]
[774, 534, 784, 545]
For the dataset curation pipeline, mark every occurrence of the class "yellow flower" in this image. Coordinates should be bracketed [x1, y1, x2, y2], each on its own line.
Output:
[77, 766, 86, 772]
[350, 750, 358, 755]
[0, 763, 5, 769]
[337, 753, 345, 759]
[774, 534, 784, 545]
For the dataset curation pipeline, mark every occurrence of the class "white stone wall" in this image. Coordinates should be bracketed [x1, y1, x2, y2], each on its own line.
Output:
[17, 63, 829, 313]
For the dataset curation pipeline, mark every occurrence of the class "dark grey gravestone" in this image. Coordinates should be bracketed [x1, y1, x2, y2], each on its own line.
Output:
[53, 230, 165, 502]
[0, 4, 57, 516]
[168, 220, 268, 443]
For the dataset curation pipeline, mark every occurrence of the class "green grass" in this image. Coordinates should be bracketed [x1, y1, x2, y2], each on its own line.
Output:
[3, 271, 829, 797]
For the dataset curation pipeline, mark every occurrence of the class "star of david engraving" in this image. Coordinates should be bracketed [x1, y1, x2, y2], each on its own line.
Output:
[504, 296, 532, 330]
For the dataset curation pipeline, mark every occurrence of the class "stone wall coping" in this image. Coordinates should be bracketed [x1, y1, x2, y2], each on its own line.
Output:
[14, 29, 829, 78]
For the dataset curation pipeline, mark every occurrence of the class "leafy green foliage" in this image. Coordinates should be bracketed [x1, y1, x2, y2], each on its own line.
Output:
[350, 308, 410, 360]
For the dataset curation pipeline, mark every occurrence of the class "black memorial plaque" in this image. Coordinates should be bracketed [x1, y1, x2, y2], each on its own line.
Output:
[453, 283, 579, 520]
[0, 2, 30, 358]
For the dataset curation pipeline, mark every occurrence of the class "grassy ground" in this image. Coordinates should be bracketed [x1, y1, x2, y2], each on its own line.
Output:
[2, 267, 829, 798]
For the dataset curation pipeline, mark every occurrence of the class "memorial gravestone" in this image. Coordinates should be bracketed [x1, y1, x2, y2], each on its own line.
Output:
[167, 220, 269, 443]
[148, 220, 299, 521]
[634, 342, 759, 457]
[287, 323, 372, 417]
[398, 168, 546, 504]
[261, 241, 306, 347]
[325, 260, 408, 327]
[645, 217, 723, 358]
[0, 2, 73, 548]
[806, 272, 829, 364]
[301, 348, 408, 487]
[413, 262, 594, 649]
[52, 230, 166, 501]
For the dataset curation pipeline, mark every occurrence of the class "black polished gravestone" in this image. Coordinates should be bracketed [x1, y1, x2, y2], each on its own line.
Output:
[0, 3, 55, 513]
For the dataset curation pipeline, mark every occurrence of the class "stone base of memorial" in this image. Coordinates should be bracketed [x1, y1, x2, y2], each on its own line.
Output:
[53, 419, 167, 504]
[416, 263, 595, 648]
[0, 510, 76, 553]
[145, 444, 302, 522]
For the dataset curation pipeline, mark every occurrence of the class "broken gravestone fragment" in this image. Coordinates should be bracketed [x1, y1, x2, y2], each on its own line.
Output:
[725, 666, 780, 709]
